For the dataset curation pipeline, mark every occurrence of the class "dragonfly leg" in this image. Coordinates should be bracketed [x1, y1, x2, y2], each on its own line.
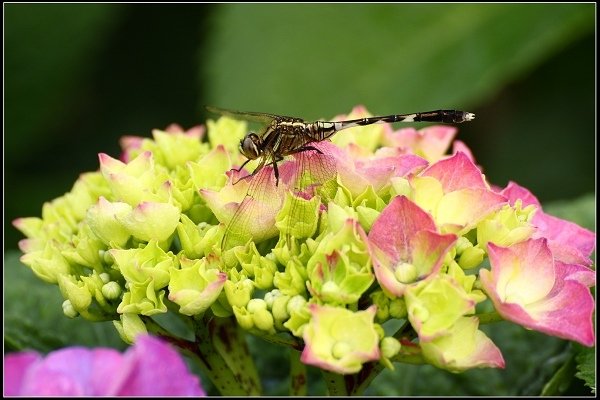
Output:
[289, 144, 323, 155]
[234, 158, 252, 173]
[269, 155, 284, 186]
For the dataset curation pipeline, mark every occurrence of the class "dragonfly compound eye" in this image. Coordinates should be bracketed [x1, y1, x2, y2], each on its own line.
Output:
[240, 132, 262, 160]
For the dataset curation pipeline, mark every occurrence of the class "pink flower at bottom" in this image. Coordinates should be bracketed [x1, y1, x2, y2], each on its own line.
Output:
[480, 238, 595, 347]
[4, 335, 205, 396]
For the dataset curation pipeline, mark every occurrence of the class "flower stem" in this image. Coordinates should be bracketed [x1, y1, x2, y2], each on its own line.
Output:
[477, 311, 503, 324]
[144, 315, 260, 395]
[322, 370, 349, 395]
[289, 349, 307, 396]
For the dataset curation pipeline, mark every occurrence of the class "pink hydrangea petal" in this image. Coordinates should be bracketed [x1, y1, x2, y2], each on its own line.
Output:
[410, 230, 457, 278]
[356, 154, 428, 186]
[561, 262, 596, 287]
[20, 348, 122, 396]
[382, 126, 419, 149]
[532, 212, 595, 263]
[369, 196, 437, 262]
[112, 336, 205, 396]
[500, 181, 541, 207]
[451, 140, 476, 163]
[421, 152, 487, 191]
[500, 181, 595, 266]
[4, 352, 41, 396]
[481, 239, 596, 347]
[459, 320, 506, 370]
[487, 240, 556, 304]
[4, 336, 206, 396]
[414, 125, 457, 161]
[436, 189, 507, 232]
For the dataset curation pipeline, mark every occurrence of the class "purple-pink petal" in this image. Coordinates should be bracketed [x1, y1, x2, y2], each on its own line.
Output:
[501, 181, 596, 266]
[369, 196, 456, 296]
[111, 335, 205, 396]
[421, 152, 487, 191]
[369, 196, 438, 262]
[3, 335, 205, 396]
[481, 239, 595, 347]
[4, 352, 41, 396]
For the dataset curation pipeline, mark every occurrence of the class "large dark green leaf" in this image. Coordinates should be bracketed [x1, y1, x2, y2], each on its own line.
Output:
[201, 4, 593, 118]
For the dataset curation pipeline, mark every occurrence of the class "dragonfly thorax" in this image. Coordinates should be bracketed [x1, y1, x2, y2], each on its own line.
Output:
[240, 132, 263, 160]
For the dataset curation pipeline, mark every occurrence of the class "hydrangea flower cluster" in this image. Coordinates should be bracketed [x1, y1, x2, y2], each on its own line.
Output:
[13, 106, 595, 393]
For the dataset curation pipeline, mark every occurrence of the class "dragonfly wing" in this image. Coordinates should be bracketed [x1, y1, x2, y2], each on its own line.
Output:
[205, 105, 302, 124]
[221, 163, 285, 250]
[276, 141, 339, 241]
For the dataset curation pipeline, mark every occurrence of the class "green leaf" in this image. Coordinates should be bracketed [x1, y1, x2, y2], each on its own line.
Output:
[201, 4, 593, 117]
[574, 345, 596, 394]
[4, 251, 124, 353]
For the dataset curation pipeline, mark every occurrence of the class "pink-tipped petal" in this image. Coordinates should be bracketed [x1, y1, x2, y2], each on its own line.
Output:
[369, 196, 437, 262]
[481, 239, 596, 347]
[422, 152, 488, 191]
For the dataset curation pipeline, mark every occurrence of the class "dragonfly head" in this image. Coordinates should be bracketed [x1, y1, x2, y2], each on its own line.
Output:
[239, 132, 262, 160]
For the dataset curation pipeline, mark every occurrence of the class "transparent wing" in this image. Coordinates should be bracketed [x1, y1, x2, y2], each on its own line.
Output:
[276, 141, 339, 242]
[205, 105, 300, 124]
[221, 162, 285, 250]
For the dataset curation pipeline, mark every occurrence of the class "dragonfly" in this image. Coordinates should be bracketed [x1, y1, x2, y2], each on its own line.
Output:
[206, 106, 475, 250]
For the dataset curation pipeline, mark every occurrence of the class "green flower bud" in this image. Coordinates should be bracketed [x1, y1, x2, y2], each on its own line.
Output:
[458, 246, 485, 269]
[274, 258, 308, 296]
[168, 257, 227, 316]
[188, 145, 231, 191]
[283, 301, 311, 338]
[110, 240, 175, 290]
[224, 278, 254, 308]
[370, 290, 391, 322]
[176, 214, 204, 259]
[99, 273, 111, 284]
[405, 275, 476, 341]
[275, 192, 321, 240]
[454, 236, 473, 255]
[247, 298, 268, 313]
[62, 300, 78, 318]
[57, 274, 92, 313]
[254, 255, 278, 290]
[99, 151, 162, 206]
[102, 281, 122, 300]
[477, 203, 536, 249]
[118, 201, 181, 243]
[394, 262, 418, 284]
[264, 289, 281, 309]
[389, 298, 408, 319]
[356, 205, 381, 232]
[253, 309, 275, 333]
[380, 337, 402, 359]
[287, 295, 307, 314]
[207, 116, 248, 154]
[117, 279, 168, 316]
[152, 129, 206, 170]
[326, 203, 358, 233]
[271, 294, 291, 328]
[113, 313, 148, 344]
[389, 177, 411, 198]
[20, 242, 71, 284]
[86, 197, 132, 247]
[232, 306, 254, 331]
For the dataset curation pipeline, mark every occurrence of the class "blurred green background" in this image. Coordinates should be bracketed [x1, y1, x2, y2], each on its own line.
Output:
[4, 3, 595, 396]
